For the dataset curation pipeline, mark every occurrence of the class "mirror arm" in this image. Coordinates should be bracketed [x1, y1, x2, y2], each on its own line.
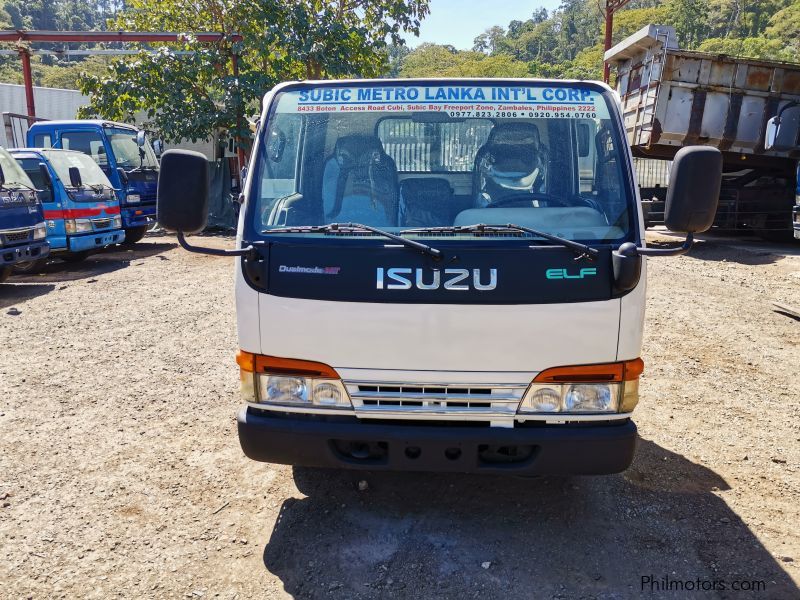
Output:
[176, 231, 258, 258]
[633, 232, 695, 257]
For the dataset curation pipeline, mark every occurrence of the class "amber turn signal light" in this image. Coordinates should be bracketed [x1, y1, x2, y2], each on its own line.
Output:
[534, 358, 644, 383]
[236, 351, 340, 379]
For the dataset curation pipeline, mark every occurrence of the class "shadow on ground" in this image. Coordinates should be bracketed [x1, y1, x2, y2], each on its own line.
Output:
[263, 438, 797, 599]
[648, 230, 800, 266]
[7, 241, 176, 285]
[0, 283, 56, 309]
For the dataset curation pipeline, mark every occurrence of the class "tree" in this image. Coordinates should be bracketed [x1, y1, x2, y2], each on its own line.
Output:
[698, 35, 797, 62]
[665, 0, 710, 48]
[473, 26, 507, 54]
[765, 2, 800, 56]
[78, 0, 431, 143]
[400, 44, 527, 78]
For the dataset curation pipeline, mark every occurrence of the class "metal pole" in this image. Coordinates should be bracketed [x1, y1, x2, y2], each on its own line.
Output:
[232, 51, 246, 167]
[603, 6, 614, 83]
[19, 48, 36, 120]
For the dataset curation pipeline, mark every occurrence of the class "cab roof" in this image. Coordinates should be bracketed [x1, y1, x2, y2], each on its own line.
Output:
[28, 120, 137, 130]
[10, 148, 90, 156]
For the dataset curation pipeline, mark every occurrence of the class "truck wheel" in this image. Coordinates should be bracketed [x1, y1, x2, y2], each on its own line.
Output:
[122, 226, 147, 245]
[61, 251, 90, 263]
[12, 259, 46, 274]
[0, 266, 11, 283]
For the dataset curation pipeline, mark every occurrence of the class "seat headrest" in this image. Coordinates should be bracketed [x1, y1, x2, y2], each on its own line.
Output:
[334, 135, 386, 170]
[486, 123, 541, 148]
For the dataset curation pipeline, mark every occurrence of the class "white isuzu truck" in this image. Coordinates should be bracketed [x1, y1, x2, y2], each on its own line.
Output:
[157, 79, 721, 475]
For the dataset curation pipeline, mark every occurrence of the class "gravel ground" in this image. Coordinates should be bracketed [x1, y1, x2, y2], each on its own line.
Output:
[1, 232, 798, 599]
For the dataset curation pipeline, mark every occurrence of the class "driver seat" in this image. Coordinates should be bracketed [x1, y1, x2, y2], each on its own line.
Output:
[472, 123, 547, 207]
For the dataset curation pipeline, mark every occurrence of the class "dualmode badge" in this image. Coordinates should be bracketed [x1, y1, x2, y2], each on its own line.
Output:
[546, 267, 598, 280]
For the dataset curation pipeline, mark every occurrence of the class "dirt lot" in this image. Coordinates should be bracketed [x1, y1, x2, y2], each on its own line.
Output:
[1, 232, 798, 599]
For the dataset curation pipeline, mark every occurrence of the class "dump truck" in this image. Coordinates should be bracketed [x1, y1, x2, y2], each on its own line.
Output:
[607, 25, 800, 241]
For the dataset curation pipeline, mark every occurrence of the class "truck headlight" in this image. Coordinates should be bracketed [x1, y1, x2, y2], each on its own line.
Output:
[33, 222, 47, 240]
[256, 375, 350, 408]
[263, 376, 308, 404]
[65, 218, 93, 234]
[111, 215, 122, 229]
[564, 384, 617, 411]
[127, 193, 141, 203]
[237, 351, 352, 410]
[518, 359, 643, 415]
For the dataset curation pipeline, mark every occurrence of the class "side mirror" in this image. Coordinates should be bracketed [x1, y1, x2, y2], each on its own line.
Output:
[68, 166, 83, 188]
[157, 149, 254, 257]
[152, 139, 164, 157]
[136, 130, 146, 147]
[765, 103, 800, 151]
[157, 150, 209, 234]
[614, 145, 722, 285]
[117, 167, 129, 186]
[664, 146, 722, 234]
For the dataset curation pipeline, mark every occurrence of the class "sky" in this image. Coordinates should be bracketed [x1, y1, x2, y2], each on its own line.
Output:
[413, 0, 564, 50]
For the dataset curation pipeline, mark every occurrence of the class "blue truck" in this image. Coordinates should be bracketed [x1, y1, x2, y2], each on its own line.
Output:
[11, 149, 125, 269]
[0, 148, 49, 282]
[26, 120, 158, 244]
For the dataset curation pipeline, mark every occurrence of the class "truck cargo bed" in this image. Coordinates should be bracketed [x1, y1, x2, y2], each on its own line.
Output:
[607, 25, 800, 164]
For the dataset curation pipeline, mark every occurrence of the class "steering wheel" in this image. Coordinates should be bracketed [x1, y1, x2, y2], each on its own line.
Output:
[486, 191, 567, 208]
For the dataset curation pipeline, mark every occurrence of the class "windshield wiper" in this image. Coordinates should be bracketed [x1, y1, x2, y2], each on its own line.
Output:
[0, 181, 37, 194]
[402, 223, 598, 261]
[266, 222, 442, 261]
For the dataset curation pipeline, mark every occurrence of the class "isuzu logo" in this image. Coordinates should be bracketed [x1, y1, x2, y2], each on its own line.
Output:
[376, 268, 497, 291]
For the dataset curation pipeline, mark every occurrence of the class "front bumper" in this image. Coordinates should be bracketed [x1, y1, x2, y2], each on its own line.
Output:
[0, 240, 50, 267]
[237, 408, 638, 475]
[67, 229, 125, 252]
[121, 204, 156, 229]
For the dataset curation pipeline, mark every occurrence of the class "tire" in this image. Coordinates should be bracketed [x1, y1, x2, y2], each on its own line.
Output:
[61, 251, 90, 263]
[0, 266, 11, 283]
[12, 258, 46, 274]
[122, 226, 147, 245]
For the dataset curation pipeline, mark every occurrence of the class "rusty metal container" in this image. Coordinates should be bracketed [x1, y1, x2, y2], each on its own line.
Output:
[606, 25, 800, 162]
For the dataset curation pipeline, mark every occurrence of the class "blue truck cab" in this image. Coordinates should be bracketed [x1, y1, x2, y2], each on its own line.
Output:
[11, 149, 125, 268]
[0, 148, 49, 282]
[26, 120, 158, 244]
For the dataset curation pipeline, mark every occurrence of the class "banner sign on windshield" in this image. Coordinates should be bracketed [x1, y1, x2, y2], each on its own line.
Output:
[276, 85, 610, 119]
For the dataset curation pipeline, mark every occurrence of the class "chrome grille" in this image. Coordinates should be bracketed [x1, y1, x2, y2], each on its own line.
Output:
[346, 381, 528, 424]
[92, 218, 112, 230]
[4, 228, 32, 243]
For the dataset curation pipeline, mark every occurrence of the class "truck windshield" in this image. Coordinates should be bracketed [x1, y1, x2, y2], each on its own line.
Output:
[0, 149, 36, 191]
[42, 150, 115, 198]
[107, 128, 159, 170]
[251, 83, 633, 243]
